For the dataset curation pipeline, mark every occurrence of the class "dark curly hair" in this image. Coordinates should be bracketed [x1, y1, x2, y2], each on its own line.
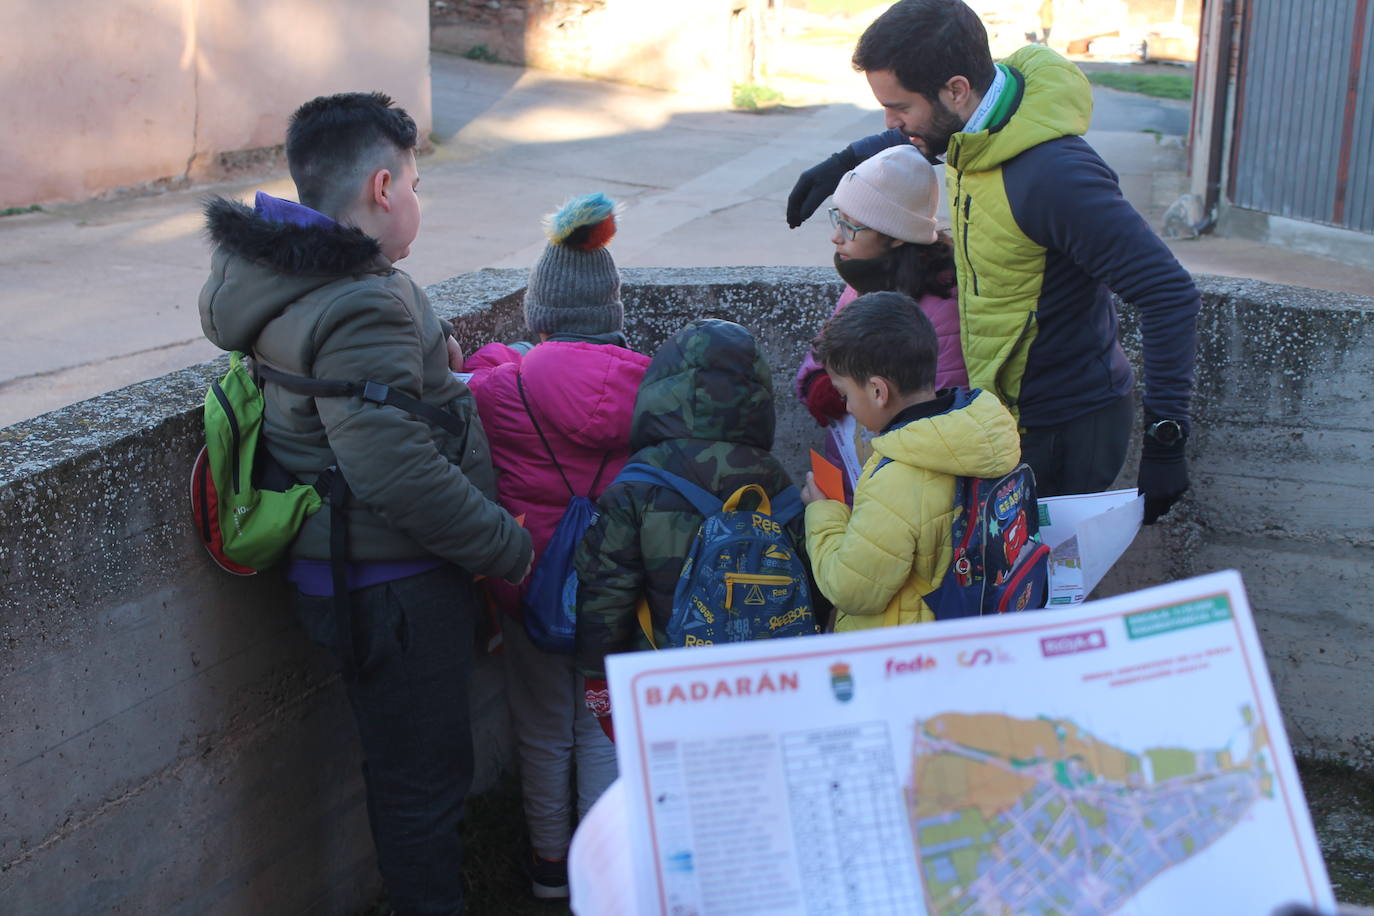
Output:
[886, 231, 956, 300]
[852, 0, 995, 99]
[814, 291, 939, 394]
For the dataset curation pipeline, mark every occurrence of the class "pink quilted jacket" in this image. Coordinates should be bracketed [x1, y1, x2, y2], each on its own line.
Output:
[794, 285, 968, 397]
[464, 339, 651, 618]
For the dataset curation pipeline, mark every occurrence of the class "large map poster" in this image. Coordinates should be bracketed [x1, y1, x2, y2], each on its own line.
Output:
[605, 571, 1334, 916]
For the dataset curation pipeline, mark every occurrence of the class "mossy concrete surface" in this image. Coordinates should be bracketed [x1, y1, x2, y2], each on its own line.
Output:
[1298, 756, 1374, 907]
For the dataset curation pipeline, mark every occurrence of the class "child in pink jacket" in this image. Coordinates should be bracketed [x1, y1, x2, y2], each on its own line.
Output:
[462, 193, 650, 901]
[796, 145, 966, 451]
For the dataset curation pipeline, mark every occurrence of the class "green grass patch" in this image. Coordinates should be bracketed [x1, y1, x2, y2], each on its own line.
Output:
[733, 83, 784, 111]
[463, 44, 502, 64]
[1086, 71, 1193, 100]
[1, 204, 41, 217]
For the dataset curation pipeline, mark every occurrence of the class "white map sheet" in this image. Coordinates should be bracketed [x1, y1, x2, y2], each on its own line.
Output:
[1039, 488, 1144, 605]
[595, 571, 1334, 916]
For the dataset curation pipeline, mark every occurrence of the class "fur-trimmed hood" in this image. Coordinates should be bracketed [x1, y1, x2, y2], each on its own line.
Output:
[199, 196, 392, 353]
[203, 196, 382, 276]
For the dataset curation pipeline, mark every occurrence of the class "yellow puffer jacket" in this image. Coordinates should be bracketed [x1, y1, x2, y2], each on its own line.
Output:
[805, 390, 1021, 631]
[945, 45, 1092, 419]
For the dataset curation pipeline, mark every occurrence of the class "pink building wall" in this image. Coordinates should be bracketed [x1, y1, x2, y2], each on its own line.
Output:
[430, 0, 775, 99]
[1, 0, 432, 209]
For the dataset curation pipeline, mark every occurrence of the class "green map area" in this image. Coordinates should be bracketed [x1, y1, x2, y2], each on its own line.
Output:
[908, 707, 1272, 915]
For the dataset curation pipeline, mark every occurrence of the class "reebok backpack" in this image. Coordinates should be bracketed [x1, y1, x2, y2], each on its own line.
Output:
[516, 372, 611, 654]
[191, 352, 325, 575]
[924, 463, 1051, 619]
[615, 464, 819, 647]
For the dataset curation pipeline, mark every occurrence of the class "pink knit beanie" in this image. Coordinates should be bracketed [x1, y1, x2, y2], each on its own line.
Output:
[832, 145, 939, 244]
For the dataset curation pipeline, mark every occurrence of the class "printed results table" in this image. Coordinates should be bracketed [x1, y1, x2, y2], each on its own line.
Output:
[643, 723, 924, 915]
[783, 722, 923, 915]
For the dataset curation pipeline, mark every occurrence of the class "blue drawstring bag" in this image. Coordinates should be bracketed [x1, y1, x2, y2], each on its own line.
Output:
[522, 494, 598, 653]
[516, 372, 611, 654]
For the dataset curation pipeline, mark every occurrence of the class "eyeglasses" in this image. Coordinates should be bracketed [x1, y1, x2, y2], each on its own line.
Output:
[828, 207, 871, 242]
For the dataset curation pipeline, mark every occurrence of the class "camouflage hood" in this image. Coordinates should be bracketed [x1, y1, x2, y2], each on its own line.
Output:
[629, 319, 776, 452]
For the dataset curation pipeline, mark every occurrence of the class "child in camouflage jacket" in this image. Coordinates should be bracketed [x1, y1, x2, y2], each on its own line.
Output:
[573, 318, 820, 739]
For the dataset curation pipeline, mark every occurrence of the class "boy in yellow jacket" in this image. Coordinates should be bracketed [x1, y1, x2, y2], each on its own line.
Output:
[800, 291, 1021, 630]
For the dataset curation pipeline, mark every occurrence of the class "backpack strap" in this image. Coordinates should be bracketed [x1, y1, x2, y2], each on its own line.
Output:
[770, 486, 805, 527]
[723, 484, 771, 515]
[515, 370, 612, 500]
[256, 364, 467, 440]
[255, 361, 456, 674]
[516, 370, 574, 497]
[618, 463, 806, 526]
[615, 463, 722, 518]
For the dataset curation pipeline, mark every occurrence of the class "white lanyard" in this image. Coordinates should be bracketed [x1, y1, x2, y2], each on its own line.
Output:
[962, 66, 1008, 135]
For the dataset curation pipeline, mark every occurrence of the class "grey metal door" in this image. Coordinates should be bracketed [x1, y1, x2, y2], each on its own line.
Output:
[1230, 0, 1373, 231]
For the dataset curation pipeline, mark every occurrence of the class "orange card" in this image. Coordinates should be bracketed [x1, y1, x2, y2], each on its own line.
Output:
[809, 449, 845, 502]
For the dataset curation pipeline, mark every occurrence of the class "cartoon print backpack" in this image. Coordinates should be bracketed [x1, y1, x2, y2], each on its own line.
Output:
[516, 372, 610, 654]
[615, 464, 819, 647]
[923, 463, 1051, 618]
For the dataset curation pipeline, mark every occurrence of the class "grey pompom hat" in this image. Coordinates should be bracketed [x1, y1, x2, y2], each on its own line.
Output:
[524, 193, 623, 335]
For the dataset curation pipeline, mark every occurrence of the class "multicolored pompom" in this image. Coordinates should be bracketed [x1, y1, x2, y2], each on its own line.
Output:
[543, 192, 618, 251]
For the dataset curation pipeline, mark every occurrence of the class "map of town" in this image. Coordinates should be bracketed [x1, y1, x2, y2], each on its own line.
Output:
[907, 707, 1273, 915]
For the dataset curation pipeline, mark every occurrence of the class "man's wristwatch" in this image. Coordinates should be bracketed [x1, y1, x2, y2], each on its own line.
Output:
[1145, 418, 1186, 446]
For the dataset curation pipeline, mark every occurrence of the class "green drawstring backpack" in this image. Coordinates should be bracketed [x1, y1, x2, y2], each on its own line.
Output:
[192, 350, 469, 577]
[190, 352, 327, 575]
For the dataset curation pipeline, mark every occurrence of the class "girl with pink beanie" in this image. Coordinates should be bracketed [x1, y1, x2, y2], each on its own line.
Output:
[796, 144, 966, 435]
[461, 193, 650, 901]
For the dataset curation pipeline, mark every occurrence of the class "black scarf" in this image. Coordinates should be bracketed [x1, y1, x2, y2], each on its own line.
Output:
[833, 251, 893, 295]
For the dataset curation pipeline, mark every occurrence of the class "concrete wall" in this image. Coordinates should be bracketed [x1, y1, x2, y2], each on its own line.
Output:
[1, 0, 432, 209]
[431, 0, 774, 99]
[1103, 273, 1374, 765]
[2, 267, 1371, 911]
[0, 276, 519, 915]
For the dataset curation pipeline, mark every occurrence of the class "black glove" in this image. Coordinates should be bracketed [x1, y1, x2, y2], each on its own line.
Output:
[786, 147, 860, 228]
[1137, 419, 1189, 525]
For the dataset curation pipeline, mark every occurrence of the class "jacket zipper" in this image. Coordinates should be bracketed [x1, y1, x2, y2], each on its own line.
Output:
[961, 194, 978, 296]
[723, 573, 793, 610]
[210, 380, 242, 495]
[995, 541, 1051, 613]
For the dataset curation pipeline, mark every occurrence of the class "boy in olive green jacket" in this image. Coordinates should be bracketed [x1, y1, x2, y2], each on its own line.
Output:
[199, 92, 530, 914]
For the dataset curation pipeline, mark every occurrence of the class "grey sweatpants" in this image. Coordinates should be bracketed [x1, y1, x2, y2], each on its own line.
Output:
[502, 614, 618, 858]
